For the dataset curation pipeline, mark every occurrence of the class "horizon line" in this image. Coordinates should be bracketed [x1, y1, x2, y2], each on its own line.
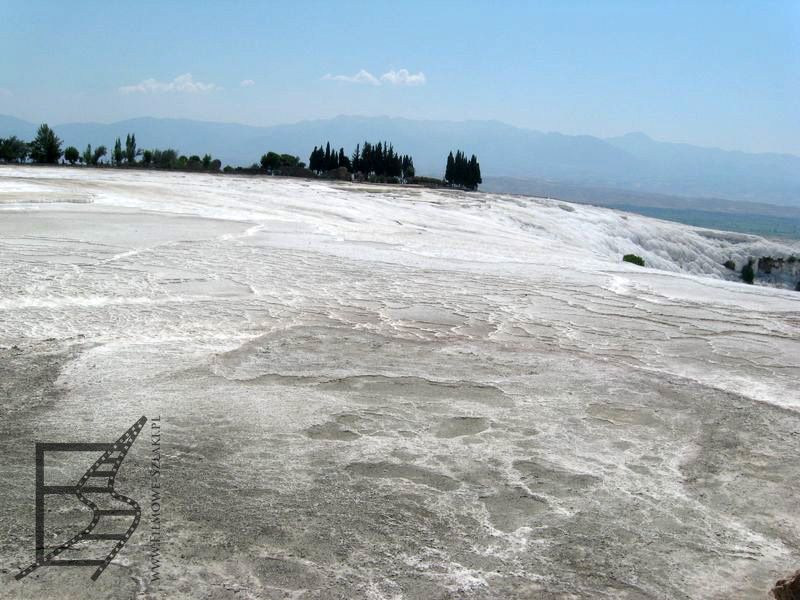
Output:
[1, 112, 797, 159]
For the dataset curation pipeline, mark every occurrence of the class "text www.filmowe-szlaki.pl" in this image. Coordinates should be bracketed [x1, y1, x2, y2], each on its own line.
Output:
[150, 416, 162, 589]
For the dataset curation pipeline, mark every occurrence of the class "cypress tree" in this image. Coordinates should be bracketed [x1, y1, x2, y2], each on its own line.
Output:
[469, 154, 482, 190]
[364, 141, 372, 174]
[444, 150, 481, 189]
[124, 133, 137, 164]
[388, 144, 401, 177]
[309, 146, 318, 172]
[338, 147, 351, 171]
[113, 137, 123, 166]
[375, 142, 383, 176]
[445, 152, 455, 184]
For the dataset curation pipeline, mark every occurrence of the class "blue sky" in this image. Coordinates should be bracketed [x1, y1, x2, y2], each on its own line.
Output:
[0, 1, 797, 154]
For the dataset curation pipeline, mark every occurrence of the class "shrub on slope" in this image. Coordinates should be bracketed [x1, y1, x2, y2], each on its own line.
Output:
[623, 254, 645, 267]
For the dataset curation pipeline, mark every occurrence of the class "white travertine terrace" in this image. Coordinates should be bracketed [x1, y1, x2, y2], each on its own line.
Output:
[1, 166, 798, 599]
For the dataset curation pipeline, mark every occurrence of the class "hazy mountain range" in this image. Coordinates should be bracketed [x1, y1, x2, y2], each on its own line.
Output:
[2, 113, 799, 209]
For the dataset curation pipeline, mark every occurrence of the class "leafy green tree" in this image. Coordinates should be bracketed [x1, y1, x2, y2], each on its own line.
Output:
[142, 150, 153, 166]
[64, 146, 80, 165]
[202, 154, 212, 169]
[0, 136, 29, 162]
[82, 144, 93, 165]
[154, 148, 178, 168]
[262, 152, 304, 172]
[29, 124, 63, 164]
[261, 152, 281, 171]
[92, 145, 107, 165]
[167, 150, 181, 167]
[279, 154, 301, 168]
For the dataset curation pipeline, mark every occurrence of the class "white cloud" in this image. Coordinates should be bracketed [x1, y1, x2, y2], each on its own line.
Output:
[0, 88, 11, 97]
[240, 79, 255, 87]
[379, 69, 426, 86]
[119, 73, 220, 94]
[323, 69, 380, 86]
[323, 68, 426, 87]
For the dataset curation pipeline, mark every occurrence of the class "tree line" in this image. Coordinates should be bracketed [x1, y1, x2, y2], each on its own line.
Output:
[1, 123, 484, 191]
[0, 123, 222, 171]
[309, 141, 415, 181]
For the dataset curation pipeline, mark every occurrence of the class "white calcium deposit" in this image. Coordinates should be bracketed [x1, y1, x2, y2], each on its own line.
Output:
[1, 166, 798, 600]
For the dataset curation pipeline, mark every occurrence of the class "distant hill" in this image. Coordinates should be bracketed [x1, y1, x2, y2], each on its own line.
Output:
[2, 114, 800, 207]
[0, 114, 37, 139]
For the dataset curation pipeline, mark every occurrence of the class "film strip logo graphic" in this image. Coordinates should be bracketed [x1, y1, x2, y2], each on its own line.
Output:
[16, 416, 147, 581]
